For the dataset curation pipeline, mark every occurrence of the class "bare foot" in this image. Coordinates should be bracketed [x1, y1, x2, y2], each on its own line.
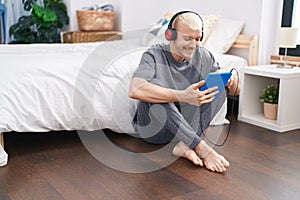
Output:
[195, 141, 230, 173]
[172, 142, 203, 166]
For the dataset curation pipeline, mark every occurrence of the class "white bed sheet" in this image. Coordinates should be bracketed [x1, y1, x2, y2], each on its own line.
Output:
[0, 39, 247, 134]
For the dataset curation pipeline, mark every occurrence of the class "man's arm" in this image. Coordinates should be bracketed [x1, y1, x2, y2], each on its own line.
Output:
[128, 77, 219, 106]
[128, 77, 178, 103]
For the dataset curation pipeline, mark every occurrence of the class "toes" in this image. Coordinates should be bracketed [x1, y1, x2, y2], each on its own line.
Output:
[214, 163, 222, 172]
[203, 156, 229, 173]
[217, 163, 227, 172]
[198, 158, 204, 167]
[215, 159, 228, 172]
[208, 163, 226, 173]
[207, 164, 216, 172]
[220, 156, 230, 168]
[195, 157, 203, 166]
[186, 151, 203, 166]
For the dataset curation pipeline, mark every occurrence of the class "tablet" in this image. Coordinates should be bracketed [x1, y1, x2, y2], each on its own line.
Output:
[199, 72, 232, 98]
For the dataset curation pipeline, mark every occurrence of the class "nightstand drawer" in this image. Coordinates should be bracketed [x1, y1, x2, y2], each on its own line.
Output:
[61, 31, 122, 43]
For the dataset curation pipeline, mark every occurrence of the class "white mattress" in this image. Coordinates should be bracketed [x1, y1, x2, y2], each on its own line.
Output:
[0, 39, 247, 134]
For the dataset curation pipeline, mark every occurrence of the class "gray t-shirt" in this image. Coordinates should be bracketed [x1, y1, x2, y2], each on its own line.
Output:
[132, 44, 226, 145]
[132, 44, 220, 90]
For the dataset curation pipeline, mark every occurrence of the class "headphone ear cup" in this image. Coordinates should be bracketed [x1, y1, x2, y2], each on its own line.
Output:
[165, 29, 177, 41]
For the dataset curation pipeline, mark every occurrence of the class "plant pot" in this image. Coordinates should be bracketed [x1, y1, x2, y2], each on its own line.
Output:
[263, 102, 278, 120]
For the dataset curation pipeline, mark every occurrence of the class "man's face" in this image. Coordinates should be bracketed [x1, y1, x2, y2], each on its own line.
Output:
[171, 22, 202, 61]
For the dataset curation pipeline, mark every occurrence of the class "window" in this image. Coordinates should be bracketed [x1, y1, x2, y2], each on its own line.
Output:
[281, 0, 300, 56]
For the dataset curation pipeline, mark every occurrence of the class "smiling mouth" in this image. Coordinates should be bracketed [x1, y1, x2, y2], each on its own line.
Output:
[184, 48, 194, 54]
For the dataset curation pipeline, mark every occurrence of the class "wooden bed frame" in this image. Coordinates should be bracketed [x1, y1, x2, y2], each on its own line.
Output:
[0, 34, 258, 148]
[231, 34, 258, 66]
[1, 133, 3, 148]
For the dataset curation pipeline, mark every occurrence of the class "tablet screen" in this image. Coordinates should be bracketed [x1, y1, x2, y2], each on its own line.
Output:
[199, 72, 232, 98]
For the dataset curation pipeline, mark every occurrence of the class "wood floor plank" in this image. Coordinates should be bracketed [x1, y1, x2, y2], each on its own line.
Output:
[1, 117, 300, 199]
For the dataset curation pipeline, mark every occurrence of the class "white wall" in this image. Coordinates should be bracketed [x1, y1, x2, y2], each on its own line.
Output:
[5, 0, 283, 65]
[67, 0, 262, 34]
[121, 0, 262, 35]
[120, 0, 263, 63]
[259, 0, 284, 64]
[120, 0, 284, 65]
[66, 0, 283, 65]
[66, 0, 263, 35]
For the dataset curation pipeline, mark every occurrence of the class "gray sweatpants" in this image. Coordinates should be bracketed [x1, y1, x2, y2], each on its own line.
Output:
[132, 79, 226, 150]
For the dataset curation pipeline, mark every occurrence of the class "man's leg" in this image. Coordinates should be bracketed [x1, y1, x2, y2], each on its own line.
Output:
[193, 91, 230, 172]
[181, 89, 227, 136]
[132, 80, 230, 172]
[133, 100, 201, 147]
[133, 100, 203, 165]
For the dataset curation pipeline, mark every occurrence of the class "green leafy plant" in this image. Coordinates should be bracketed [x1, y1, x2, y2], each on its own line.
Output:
[259, 84, 279, 104]
[9, 0, 69, 43]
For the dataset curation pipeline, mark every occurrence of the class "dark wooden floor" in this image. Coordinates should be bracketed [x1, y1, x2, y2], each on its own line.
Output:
[1, 116, 300, 200]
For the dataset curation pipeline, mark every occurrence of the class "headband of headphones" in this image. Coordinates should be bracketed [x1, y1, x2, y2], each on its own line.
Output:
[165, 10, 204, 41]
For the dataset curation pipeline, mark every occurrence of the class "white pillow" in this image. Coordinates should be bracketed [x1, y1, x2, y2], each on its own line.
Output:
[140, 13, 172, 46]
[141, 13, 219, 47]
[200, 14, 219, 46]
[204, 18, 245, 54]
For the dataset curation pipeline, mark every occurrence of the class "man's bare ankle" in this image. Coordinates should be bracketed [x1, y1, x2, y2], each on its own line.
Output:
[194, 141, 212, 158]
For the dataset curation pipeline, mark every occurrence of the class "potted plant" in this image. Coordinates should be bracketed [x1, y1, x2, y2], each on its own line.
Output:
[259, 84, 279, 120]
[9, 0, 69, 44]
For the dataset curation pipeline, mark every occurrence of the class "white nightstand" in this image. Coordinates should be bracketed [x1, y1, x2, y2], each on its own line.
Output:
[238, 65, 300, 132]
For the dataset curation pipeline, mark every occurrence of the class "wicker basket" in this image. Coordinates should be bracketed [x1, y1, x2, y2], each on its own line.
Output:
[76, 10, 116, 31]
[60, 31, 122, 43]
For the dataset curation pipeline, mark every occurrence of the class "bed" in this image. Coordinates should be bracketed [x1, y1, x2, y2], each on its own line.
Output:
[0, 15, 258, 166]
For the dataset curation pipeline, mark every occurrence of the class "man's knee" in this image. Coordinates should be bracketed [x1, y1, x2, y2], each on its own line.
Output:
[133, 101, 182, 144]
[135, 101, 179, 126]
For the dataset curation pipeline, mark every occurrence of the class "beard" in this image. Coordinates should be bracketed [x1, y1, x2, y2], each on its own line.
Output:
[181, 46, 195, 61]
[171, 41, 197, 62]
